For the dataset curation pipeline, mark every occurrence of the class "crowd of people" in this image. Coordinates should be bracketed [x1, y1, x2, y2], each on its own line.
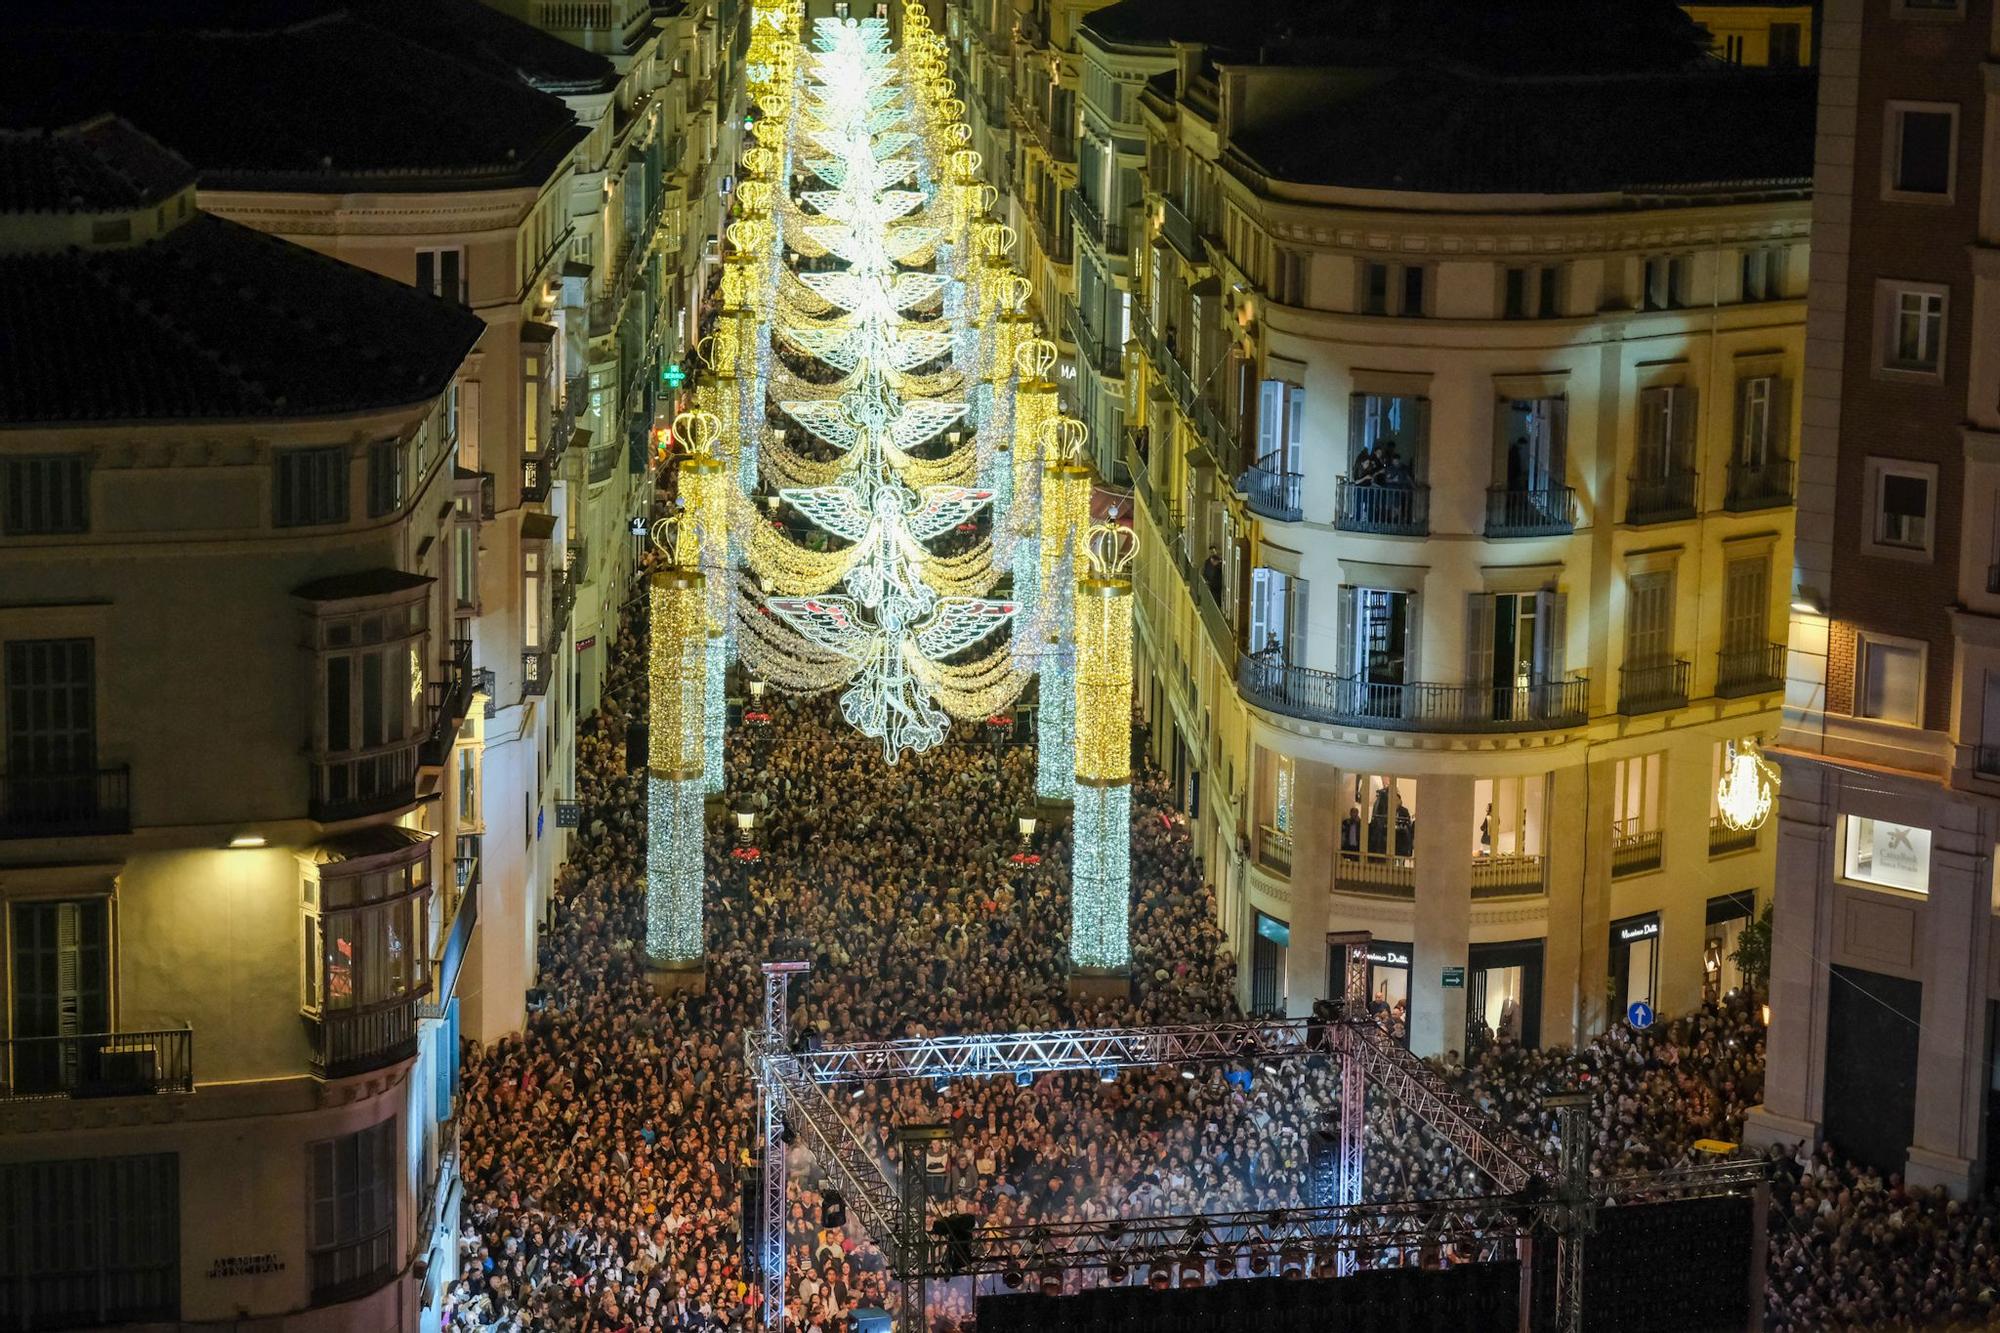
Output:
[445, 573, 2000, 1331]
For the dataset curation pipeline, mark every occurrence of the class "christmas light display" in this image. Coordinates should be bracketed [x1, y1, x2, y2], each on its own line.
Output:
[646, 553, 708, 966]
[1072, 523, 1136, 971]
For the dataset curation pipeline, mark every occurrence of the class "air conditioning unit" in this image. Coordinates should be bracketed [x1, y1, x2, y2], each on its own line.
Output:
[76, 1040, 158, 1098]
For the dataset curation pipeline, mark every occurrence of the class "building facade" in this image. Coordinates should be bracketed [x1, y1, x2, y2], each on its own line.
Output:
[1745, 0, 2000, 1198]
[0, 118, 484, 1330]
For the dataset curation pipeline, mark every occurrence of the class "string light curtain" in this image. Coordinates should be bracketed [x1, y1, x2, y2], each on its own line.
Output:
[646, 565, 708, 964]
[1072, 525, 1136, 971]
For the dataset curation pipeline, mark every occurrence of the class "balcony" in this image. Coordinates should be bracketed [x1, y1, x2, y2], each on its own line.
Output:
[1333, 479, 1429, 536]
[0, 1028, 193, 1099]
[1239, 465, 1303, 522]
[1611, 828, 1663, 878]
[1715, 641, 1786, 698]
[1618, 658, 1690, 714]
[1485, 486, 1576, 538]
[588, 444, 620, 486]
[523, 648, 553, 698]
[1068, 189, 1126, 256]
[1063, 300, 1122, 381]
[1723, 457, 1793, 513]
[1237, 660, 1590, 733]
[0, 766, 131, 839]
[1158, 195, 1205, 265]
[308, 1000, 419, 1080]
[550, 567, 578, 642]
[437, 837, 480, 1002]
[522, 453, 554, 503]
[311, 744, 420, 822]
[1336, 855, 1414, 898]
[1708, 816, 1757, 858]
[1471, 854, 1546, 899]
[1256, 824, 1292, 878]
[419, 639, 475, 769]
[1626, 467, 1698, 525]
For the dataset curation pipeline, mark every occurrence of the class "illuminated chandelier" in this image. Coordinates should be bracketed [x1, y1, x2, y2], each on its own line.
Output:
[1715, 737, 1780, 832]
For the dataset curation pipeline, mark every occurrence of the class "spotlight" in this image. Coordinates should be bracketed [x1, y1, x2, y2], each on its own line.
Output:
[1179, 1066, 1196, 1081]
[1279, 1246, 1305, 1278]
[227, 834, 267, 849]
[1014, 1071, 1034, 1088]
[1104, 1222, 1125, 1242]
[933, 1075, 951, 1094]
[1097, 1066, 1116, 1083]
[1258, 1059, 1279, 1077]
[1248, 1252, 1269, 1276]
[1148, 1268, 1171, 1290]
[850, 1084, 866, 1100]
[1038, 1268, 1061, 1296]
[1105, 1262, 1129, 1284]
[1001, 1269, 1023, 1290]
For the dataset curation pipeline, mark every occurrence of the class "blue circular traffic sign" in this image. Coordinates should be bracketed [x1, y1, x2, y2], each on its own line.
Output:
[1627, 1001, 1654, 1030]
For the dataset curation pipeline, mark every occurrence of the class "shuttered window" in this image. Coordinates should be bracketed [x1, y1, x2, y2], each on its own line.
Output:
[1722, 557, 1769, 654]
[1626, 572, 1674, 666]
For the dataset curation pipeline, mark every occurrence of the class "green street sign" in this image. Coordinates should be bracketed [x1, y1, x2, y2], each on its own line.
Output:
[1442, 966, 1466, 989]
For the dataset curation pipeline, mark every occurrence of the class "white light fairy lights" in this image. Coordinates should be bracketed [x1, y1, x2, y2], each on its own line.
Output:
[645, 551, 708, 965]
[1071, 524, 1137, 971]
[1716, 737, 1779, 832]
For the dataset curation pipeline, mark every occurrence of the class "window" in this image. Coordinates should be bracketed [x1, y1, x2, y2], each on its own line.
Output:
[453, 522, 477, 609]
[1340, 774, 1418, 867]
[1625, 570, 1675, 666]
[1641, 254, 1692, 311]
[1768, 23, 1802, 66]
[1347, 392, 1428, 485]
[1869, 460, 1934, 555]
[1841, 815, 1931, 894]
[1612, 752, 1664, 875]
[1358, 259, 1426, 316]
[3, 455, 88, 535]
[313, 605, 427, 813]
[1255, 379, 1305, 475]
[1885, 104, 1956, 198]
[1635, 385, 1695, 476]
[1502, 264, 1562, 319]
[1880, 283, 1947, 375]
[1894, 0, 1963, 13]
[1741, 247, 1786, 302]
[275, 447, 349, 527]
[1721, 555, 1770, 654]
[414, 246, 466, 304]
[0, 1154, 180, 1326]
[524, 549, 544, 649]
[458, 745, 480, 826]
[1472, 775, 1544, 861]
[4, 638, 96, 785]
[9, 899, 111, 1094]
[365, 439, 403, 518]
[1335, 587, 1411, 710]
[1496, 397, 1568, 496]
[302, 851, 430, 1017]
[308, 1119, 398, 1302]
[1857, 634, 1923, 725]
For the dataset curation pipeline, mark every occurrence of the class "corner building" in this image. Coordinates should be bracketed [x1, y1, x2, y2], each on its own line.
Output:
[0, 120, 483, 1329]
[1746, 0, 2000, 1198]
[1103, 8, 1817, 1056]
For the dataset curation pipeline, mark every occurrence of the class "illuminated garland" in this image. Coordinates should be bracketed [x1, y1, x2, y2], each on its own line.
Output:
[1071, 525, 1137, 971]
[645, 564, 707, 964]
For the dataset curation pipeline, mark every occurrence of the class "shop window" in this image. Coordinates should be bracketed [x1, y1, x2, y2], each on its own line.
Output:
[1703, 891, 1756, 1002]
[1468, 939, 1543, 1052]
[1840, 814, 1931, 895]
[1250, 912, 1288, 1015]
[1338, 774, 1416, 893]
[1609, 912, 1661, 1018]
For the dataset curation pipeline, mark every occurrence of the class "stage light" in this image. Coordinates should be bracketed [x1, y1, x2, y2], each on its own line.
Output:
[227, 834, 267, 849]
[1002, 1270, 1023, 1290]
[1014, 1071, 1033, 1088]
[1097, 1066, 1116, 1083]
[850, 1083, 866, 1100]
[1179, 1066, 1197, 1081]
[1106, 1262, 1129, 1284]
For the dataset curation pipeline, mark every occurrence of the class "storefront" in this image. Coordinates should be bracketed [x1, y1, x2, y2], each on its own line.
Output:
[1251, 911, 1289, 1015]
[1468, 938, 1543, 1050]
[1703, 891, 1757, 1002]
[1608, 912, 1662, 1019]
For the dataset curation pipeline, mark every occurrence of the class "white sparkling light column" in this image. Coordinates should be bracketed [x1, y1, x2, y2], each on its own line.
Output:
[1071, 524, 1135, 977]
[1036, 450, 1091, 804]
[646, 565, 708, 981]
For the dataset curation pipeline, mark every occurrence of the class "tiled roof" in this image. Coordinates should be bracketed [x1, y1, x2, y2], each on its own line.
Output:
[345, 0, 617, 96]
[0, 7, 589, 192]
[1231, 68, 1815, 195]
[0, 116, 193, 214]
[0, 213, 484, 425]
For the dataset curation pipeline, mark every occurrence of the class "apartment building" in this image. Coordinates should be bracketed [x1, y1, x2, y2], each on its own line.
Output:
[1744, 0, 1999, 1199]
[1083, 2, 1817, 1059]
[1684, 0, 1818, 65]
[0, 117, 483, 1329]
[2, 0, 746, 1045]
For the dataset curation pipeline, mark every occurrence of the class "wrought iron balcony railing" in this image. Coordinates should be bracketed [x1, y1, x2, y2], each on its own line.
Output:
[1626, 466, 1698, 525]
[1237, 659, 1590, 733]
[310, 744, 419, 822]
[0, 1027, 192, 1099]
[523, 649, 552, 699]
[307, 999, 419, 1081]
[1723, 457, 1792, 513]
[1708, 816, 1757, 858]
[1239, 465, 1303, 522]
[1617, 658, 1691, 714]
[1715, 642, 1786, 698]
[1611, 828, 1663, 878]
[1333, 479, 1429, 536]
[0, 766, 131, 839]
[1485, 486, 1576, 538]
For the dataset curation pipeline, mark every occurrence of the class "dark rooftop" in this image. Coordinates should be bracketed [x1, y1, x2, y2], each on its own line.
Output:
[294, 569, 437, 602]
[1231, 67, 1816, 195]
[0, 207, 484, 425]
[0, 116, 194, 214]
[0, 3, 599, 192]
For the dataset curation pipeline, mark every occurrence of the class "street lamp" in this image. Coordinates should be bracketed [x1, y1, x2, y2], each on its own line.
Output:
[734, 800, 758, 847]
[748, 678, 767, 705]
[1017, 811, 1037, 848]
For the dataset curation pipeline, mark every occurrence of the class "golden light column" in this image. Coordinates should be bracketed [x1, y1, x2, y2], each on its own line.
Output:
[1072, 523, 1135, 974]
[645, 525, 709, 979]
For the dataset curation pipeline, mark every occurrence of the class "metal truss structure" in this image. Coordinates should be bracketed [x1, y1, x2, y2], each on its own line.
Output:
[752, 941, 1768, 1333]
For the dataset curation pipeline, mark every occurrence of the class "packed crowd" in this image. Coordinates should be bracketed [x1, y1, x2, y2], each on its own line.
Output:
[446, 582, 1995, 1332]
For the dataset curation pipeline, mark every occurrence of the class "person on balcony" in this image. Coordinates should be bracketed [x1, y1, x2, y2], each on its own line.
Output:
[1202, 547, 1223, 602]
[1340, 806, 1361, 860]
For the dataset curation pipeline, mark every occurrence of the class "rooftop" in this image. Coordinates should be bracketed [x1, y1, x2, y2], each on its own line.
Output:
[1231, 67, 1816, 196]
[0, 115, 194, 214]
[0, 123, 484, 427]
[0, 2, 601, 192]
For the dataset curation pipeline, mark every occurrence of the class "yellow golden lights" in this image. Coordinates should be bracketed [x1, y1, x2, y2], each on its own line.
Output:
[648, 568, 709, 781]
